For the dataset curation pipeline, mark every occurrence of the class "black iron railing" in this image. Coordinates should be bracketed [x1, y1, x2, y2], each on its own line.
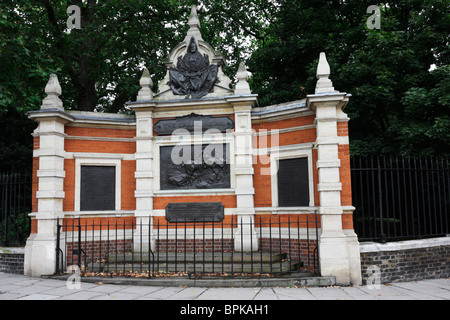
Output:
[351, 155, 449, 242]
[0, 172, 32, 246]
[56, 214, 320, 278]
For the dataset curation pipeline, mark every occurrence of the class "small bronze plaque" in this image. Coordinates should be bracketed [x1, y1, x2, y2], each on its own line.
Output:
[154, 113, 234, 136]
[165, 202, 224, 223]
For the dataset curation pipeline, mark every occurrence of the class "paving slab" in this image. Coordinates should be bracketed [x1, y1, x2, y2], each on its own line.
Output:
[89, 292, 141, 300]
[9, 284, 54, 296]
[0, 272, 448, 300]
[166, 287, 208, 300]
[417, 279, 450, 291]
[355, 285, 413, 300]
[390, 281, 450, 300]
[195, 287, 259, 300]
[87, 283, 129, 294]
[0, 276, 26, 286]
[55, 290, 104, 300]
[0, 292, 28, 300]
[0, 283, 26, 292]
[118, 285, 166, 296]
[253, 288, 279, 300]
[308, 287, 354, 300]
[34, 279, 69, 288]
[12, 279, 41, 286]
[339, 287, 377, 300]
[18, 293, 59, 300]
[272, 287, 316, 300]
[39, 285, 83, 297]
[140, 286, 186, 300]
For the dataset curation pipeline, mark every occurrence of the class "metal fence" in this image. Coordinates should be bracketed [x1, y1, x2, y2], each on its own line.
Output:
[351, 155, 449, 242]
[56, 215, 320, 278]
[3, 154, 449, 257]
[0, 172, 32, 247]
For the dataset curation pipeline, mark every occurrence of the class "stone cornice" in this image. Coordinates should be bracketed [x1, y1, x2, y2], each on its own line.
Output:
[27, 108, 136, 127]
[306, 92, 351, 111]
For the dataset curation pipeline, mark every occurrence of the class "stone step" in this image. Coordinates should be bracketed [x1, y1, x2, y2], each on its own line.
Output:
[105, 251, 288, 264]
[87, 260, 300, 274]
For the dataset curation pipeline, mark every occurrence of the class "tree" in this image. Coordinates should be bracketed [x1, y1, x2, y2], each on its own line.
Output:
[246, 0, 450, 156]
[0, 0, 265, 113]
[0, 0, 262, 170]
[1, 0, 448, 173]
[1, 0, 203, 114]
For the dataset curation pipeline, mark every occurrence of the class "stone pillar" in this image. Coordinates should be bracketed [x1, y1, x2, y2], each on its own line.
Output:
[230, 93, 258, 252]
[25, 75, 70, 277]
[307, 53, 362, 285]
[133, 69, 155, 252]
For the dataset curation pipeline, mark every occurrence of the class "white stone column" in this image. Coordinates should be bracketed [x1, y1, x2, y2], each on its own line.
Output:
[307, 53, 362, 285]
[231, 98, 258, 252]
[133, 69, 155, 252]
[25, 74, 70, 277]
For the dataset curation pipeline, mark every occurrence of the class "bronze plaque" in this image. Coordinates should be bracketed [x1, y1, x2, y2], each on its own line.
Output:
[160, 143, 230, 190]
[153, 113, 234, 136]
[166, 202, 224, 222]
[277, 157, 309, 207]
[80, 166, 115, 211]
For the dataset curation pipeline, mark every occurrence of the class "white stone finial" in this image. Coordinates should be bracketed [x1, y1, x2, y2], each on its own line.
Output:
[188, 5, 200, 28]
[41, 74, 63, 110]
[234, 62, 251, 95]
[185, 5, 203, 42]
[136, 67, 154, 101]
[315, 52, 336, 94]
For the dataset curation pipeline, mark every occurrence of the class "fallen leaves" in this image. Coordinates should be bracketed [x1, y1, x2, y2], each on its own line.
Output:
[65, 270, 277, 279]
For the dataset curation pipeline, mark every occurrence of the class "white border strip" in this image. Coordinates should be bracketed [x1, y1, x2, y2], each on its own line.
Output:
[360, 237, 450, 253]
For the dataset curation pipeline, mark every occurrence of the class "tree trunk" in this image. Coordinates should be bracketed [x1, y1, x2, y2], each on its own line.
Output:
[76, 79, 97, 111]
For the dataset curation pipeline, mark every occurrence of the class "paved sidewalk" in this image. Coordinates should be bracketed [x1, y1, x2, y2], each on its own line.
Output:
[0, 272, 449, 300]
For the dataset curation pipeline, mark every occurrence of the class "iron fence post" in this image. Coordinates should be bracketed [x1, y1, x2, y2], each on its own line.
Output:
[378, 157, 386, 243]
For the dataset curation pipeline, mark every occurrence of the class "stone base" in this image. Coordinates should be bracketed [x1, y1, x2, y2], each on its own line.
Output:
[24, 234, 57, 277]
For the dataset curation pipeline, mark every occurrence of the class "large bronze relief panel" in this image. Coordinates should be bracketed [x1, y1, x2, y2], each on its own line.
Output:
[160, 143, 231, 190]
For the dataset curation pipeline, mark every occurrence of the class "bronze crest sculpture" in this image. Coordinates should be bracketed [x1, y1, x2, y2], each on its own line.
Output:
[168, 36, 220, 99]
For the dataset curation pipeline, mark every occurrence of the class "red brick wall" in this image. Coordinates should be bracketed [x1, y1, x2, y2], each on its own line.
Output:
[252, 115, 315, 131]
[62, 216, 136, 232]
[62, 126, 136, 212]
[339, 144, 352, 207]
[153, 195, 237, 210]
[337, 121, 349, 136]
[252, 115, 318, 208]
[253, 156, 271, 207]
[65, 139, 136, 154]
[65, 126, 136, 138]
[152, 215, 237, 229]
[121, 160, 136, 210]
[63, 159, 75, 212]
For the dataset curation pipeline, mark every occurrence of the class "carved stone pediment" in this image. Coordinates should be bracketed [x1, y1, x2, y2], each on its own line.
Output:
[154, 6, 233, 101]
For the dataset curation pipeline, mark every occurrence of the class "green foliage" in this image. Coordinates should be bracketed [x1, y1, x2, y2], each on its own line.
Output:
[246, 0, 450, 156]
[0, 211, 31, 246]
[0, 0, 448, 173]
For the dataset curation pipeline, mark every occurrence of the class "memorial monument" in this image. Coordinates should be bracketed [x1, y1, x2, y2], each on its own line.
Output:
[24, 5, 362, 285]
